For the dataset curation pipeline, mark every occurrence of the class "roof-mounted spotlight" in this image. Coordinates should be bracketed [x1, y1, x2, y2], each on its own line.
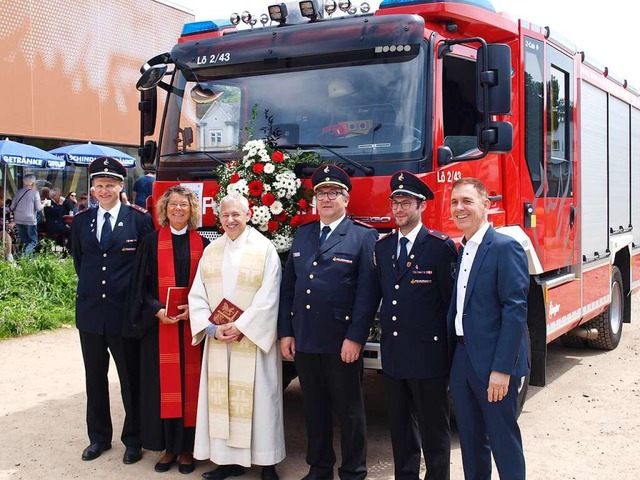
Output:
[338, 0, 351, 12]
[260, 13, 269, 25]
[230, 13, 241, 25]
[360, 2, 371, 13]
[324, 0, 337, 15]
[300, 0, 320, 19]
[348, 5, 357, 13]
[268, 3, 288, 24]
[241, 11, 252, 24]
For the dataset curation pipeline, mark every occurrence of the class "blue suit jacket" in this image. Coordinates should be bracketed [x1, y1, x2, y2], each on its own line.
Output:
[278, 217, 379, 354]
[447, 226, 530, 382]
[375, 226, 457, 379]
[72, 204, 154, 336]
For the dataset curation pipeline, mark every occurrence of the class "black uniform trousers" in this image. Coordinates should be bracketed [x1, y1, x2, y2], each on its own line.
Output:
[79, 331, 141, 448]
[295, 352, 367, 480]
[384, 375, 451, 480]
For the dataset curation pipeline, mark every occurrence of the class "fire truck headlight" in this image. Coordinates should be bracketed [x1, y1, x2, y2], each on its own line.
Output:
[268, 3, 289, 23]
[324, 0, 337, 15]
[299, 0, 319, 19]
[230, 13, 241, 25]
[338, 0, 351, 12]
[241, 11, 252, 24]
[260, 13, 269, 25]
[360, 2, 370, 13]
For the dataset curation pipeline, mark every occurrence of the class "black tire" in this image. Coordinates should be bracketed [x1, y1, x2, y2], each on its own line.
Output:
[559, 332, 587, 348]
[585, 266, 624, 350]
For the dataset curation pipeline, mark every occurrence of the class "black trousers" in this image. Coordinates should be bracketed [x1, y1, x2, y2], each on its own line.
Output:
[384, 375, 451, 480]
[295, 352, 367, 480]
[79, 331, 141, 448]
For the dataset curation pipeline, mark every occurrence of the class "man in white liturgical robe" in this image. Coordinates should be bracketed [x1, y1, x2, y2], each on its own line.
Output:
[189, 194, 285, 480]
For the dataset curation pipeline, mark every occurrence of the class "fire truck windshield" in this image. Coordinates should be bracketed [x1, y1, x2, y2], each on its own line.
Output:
[160, 48, 427, 169]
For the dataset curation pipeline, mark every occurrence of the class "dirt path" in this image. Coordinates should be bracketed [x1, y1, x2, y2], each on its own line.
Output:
[1, 297, 639, 479]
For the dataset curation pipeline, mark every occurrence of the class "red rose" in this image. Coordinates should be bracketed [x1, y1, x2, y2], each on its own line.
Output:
[261, 192, 276, 206]
[290, 214, 302, 227]
[248, 179, 264, 197]
[298, 198, 308, 210]
[272, 151, 284, 163]
[230, 173, 240, 183]
[252, 163, 265, 174]
[267, 221, 279, 233]
[273, 212, 287, 222]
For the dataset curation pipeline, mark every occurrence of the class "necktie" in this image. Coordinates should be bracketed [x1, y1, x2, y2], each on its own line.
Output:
[319, 226, 331, 246]
[397, 237, 409, 272]
[100, 212, 112, 249]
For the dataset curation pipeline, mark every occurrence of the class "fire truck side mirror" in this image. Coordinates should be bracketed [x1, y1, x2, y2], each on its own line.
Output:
[437, 146, 454, 166]
[478, 121, 512, 153]
[139, 140, 157, 170]
[139, 88, 157, 137]
[476, 44, 512, 115]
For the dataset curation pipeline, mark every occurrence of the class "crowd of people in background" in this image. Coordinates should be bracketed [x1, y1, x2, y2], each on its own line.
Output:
[0, 170, 154, 259]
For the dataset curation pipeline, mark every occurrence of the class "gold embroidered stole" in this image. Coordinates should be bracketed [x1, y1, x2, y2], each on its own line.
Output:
[200, 231, 266, 448]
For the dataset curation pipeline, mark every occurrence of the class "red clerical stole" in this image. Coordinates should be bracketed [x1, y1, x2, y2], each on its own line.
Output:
[157, 226, 203, 426]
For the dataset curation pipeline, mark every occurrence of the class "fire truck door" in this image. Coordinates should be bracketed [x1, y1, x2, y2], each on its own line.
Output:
[543, 46, 577, 269]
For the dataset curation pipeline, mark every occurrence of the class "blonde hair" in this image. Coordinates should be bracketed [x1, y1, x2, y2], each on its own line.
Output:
[156, 186, 201, 230]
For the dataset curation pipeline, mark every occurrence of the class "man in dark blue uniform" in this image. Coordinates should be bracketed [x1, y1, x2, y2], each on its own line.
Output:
[279, 164, 379, 480]
[374, 171, 457, 480]
[71, 157, 154, 464]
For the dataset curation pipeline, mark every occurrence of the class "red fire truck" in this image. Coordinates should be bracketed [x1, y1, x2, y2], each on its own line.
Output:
[136, 0, 640, 400]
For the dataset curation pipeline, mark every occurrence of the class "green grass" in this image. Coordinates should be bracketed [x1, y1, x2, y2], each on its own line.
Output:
[0, 244, 77, 338]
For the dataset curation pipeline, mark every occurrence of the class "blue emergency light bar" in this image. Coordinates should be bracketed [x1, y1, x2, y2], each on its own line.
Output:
[379, 0, 494, 12]
[181, 19, 234, 36]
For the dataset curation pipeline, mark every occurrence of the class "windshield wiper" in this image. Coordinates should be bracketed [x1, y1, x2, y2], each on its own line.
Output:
[276, 143, 374, 176]
[160, 150, 227, 167]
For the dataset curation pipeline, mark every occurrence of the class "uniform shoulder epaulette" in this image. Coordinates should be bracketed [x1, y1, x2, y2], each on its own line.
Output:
[376, 230, 395, 242]
[352, 218, 374, 229]
[128, 204, 148, 214]
[427, 229, 449, 241]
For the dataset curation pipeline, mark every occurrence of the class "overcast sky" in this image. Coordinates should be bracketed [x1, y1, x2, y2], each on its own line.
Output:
[171, 0, 640, 87]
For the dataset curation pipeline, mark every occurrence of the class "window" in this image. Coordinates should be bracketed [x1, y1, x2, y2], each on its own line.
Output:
[210, 130, 222, 146]
[524, 37, 544, 195]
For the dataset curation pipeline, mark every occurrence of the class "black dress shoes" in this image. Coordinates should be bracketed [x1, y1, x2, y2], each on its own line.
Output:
[123, 446, 143, 464]
[301, 473, 334, 480]
[201, 464, 246, 479]
[179, 459, 196, 474]
[261, 465, 280, 480]
[81, 442, 111, 461]
[154, 455, 177, 472]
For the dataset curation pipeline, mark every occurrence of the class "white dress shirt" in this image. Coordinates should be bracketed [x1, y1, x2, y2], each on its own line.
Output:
[320, 214, 346, 242]
[396, 222, 422, 258]
[96, 202, 122, 243]
[454, 222, 491, 336]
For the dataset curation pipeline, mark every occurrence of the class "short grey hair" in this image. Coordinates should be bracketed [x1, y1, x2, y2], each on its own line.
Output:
[23, 174, 36, 187]
[219, 193, 250, 213]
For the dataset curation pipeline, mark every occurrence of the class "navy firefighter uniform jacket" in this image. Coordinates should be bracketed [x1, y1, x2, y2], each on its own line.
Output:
[72, 203, 154, 336]
[278, 217, 379, 354]
[374, 226, 458, 379]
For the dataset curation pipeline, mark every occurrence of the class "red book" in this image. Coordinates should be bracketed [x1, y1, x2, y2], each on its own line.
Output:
[210, 298, 244, 341]
[165, 286, 189, 317]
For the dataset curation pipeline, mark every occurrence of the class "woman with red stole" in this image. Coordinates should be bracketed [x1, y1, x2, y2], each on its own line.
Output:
[125, 186, 208, 474]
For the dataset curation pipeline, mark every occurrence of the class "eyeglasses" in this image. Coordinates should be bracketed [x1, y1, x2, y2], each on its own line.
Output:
[167, 202, 190, 209]
[315, 190, 343, 201]
[69, 193, 76, 197]
[80, 196, 88, 200]
[390, 199, 418, 210]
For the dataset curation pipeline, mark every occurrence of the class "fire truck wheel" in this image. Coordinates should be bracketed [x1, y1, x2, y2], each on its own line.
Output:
[585, 266, 624, 350]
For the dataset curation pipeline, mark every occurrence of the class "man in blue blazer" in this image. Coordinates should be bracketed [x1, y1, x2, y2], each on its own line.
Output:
[72, 157, 154, 464]
[279, 164, 379, 480]
[447, 177, 529, 480]
[375, 171, 457, 480]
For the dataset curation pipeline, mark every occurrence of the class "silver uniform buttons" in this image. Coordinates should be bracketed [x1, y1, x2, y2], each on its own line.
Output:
[395, 285, 399, 290]
[393, 331, 398, 336]
[306, 305, 311, 309]
[392, 300, 397, 305]
[102, 266, 106, 271]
